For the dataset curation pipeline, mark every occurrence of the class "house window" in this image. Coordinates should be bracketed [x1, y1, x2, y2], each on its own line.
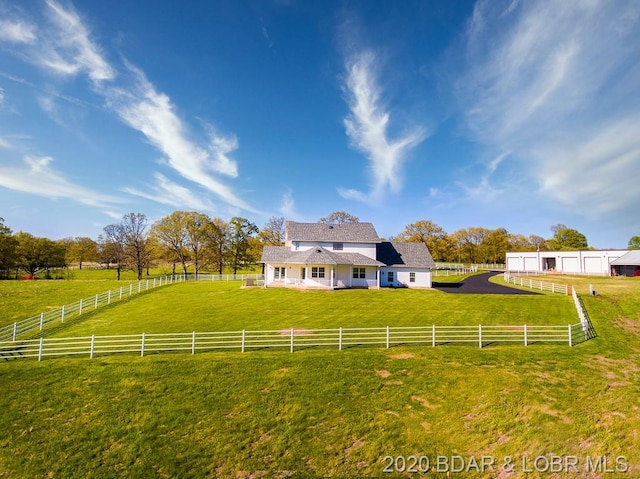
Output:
[410, 272, 416, 283]
[274, 267, 285, 280]
[301, 267, 306, 280]
[387, 271, 394, 283]
[353, 267, 365, 279]
[333, 243, 343, 251]
[311, 267, 325, 278]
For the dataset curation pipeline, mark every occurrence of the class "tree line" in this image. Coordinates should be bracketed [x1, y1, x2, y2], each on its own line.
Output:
[0, 212, 637, 280]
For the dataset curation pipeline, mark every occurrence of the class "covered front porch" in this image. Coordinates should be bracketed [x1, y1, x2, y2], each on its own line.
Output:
[266, 263, 380, 289]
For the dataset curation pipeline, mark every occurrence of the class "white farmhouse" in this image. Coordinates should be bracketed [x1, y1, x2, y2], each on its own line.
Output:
[261, 221, 435, 289]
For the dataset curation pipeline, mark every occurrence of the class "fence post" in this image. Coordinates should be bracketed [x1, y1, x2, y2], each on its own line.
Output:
[241, 330, 246, 352]
[432, 324, 436, 347]
[79, 298, 83, 315]
[146, 280, 149, 290]
[386, 326, 390, 349]
[94, 294, 98, 309]
[153, 278, 156, 288]
[138, 282, 141, 293]
[290, 328, 294, 353]
[108, 290, 111, 304]
[61, 305, 65, 323]
[37, 337, 44, 361]
[339, 327, 342, 351]
[12, 322, 17, 342]
[524, 324, 528, 346]
[39, 313, 44, 331]
[119, 287, 123, 300]
[141, 333, 145, 357]
[192, 331, 196, 355]
[568, 325, 573, 347]
[90, 335, 95, 359]
[478, 324, 482, 348]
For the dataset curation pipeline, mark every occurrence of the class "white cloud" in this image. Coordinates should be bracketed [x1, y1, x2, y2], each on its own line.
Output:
[0, 19, 37, 44]
[341, 51, 427, 202]
[124, 172, 218, 212]
[42, 0, 115, 83]
[0, 155, 124, 208]
[458, 0, 640, 219]
[107, 64, 256, 213]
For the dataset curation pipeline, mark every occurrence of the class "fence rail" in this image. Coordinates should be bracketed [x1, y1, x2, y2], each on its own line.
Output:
[502, 273, 568, 294]
[0, 275, 188, 343]
[0, 323, 586, 362]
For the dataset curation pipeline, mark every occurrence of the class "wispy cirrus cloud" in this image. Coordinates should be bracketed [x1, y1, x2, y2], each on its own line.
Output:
[105, 64, 255, 212]
[339, 51, 427, 203]
[0, 19, 37, 44]
[0, 0, 257, 215]
[124, 173, 218, 212]
[0, 154, 124, 208]
[457, 0, 640, 219]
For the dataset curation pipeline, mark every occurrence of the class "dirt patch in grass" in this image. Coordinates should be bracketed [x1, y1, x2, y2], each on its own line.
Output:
[375, 369, 391, 378]
[388, 353, 414, 360]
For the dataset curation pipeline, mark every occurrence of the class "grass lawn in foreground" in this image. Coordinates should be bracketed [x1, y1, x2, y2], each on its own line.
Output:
[45, 280, 577, 337]
[0, 275, 638, 478]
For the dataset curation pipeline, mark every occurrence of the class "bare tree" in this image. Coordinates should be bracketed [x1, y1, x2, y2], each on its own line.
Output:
[259, 216, 285, 246]
[101, 224, 126, 280]
[319, 211, 359, 224]
[120, 213, 149, 280]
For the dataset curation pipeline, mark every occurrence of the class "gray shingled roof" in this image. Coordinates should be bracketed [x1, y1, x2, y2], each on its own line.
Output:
[262, 242, 435, 268]
[377, 242, 436, 268]
[261, 246, 384, 266]
[610, 250, 640, 266]
[286, 222, 381, 243]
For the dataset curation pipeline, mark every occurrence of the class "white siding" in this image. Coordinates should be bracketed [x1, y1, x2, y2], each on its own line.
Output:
[380, 268, 432, 288]
[561, 257, 579, 273]
[293, 241, 377, 260]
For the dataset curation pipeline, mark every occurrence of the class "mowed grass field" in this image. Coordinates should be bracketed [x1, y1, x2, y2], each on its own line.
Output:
[1, 273, 639, 478]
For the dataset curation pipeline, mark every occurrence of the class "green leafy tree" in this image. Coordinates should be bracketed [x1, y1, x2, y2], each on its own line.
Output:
[0, 218, 18, 279]
[15, 232, 66, 277]
[66, 237, 98, 269]
[203, 217, 230, 274]
[628, 236, 640, 249]
[547, 224, 588, 250]
[394, 220, 451, 262]
[184, 212, 210, 277]
[150, 211, 190, 275]
[479, 228, 510, 263]
[227, 217, 259, 274]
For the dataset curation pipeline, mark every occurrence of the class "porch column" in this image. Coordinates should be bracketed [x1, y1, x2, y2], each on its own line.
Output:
[376, 267, 380, 289]
[331, 267, 335, 289]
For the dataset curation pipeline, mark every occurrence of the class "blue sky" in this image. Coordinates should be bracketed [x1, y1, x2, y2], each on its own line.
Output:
[0, 0, 639, 248]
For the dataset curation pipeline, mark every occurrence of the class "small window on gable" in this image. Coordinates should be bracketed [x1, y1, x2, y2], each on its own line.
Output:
[333, 243, 343, 251]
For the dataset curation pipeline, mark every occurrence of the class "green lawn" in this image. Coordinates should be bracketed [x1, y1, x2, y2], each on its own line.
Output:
[0, 275, 638, 478]
[43, 281, 577, 338]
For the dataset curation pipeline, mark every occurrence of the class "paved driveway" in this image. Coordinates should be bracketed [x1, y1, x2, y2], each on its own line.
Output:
[432, 272, 540, 295]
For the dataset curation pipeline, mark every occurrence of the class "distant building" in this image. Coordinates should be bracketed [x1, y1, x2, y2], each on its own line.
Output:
[261, 221, 435, 289]
[610, 250, 640, 277]
[505, 250, 630, 276]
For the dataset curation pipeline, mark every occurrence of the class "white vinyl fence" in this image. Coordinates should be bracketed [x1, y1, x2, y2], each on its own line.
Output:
[0, 275, 188, 343]
[0, 323, 587, 362]
[502, 273, 569, 294]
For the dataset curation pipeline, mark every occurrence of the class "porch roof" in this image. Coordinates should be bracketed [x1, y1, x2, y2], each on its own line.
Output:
[261, 246, 384, 266]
